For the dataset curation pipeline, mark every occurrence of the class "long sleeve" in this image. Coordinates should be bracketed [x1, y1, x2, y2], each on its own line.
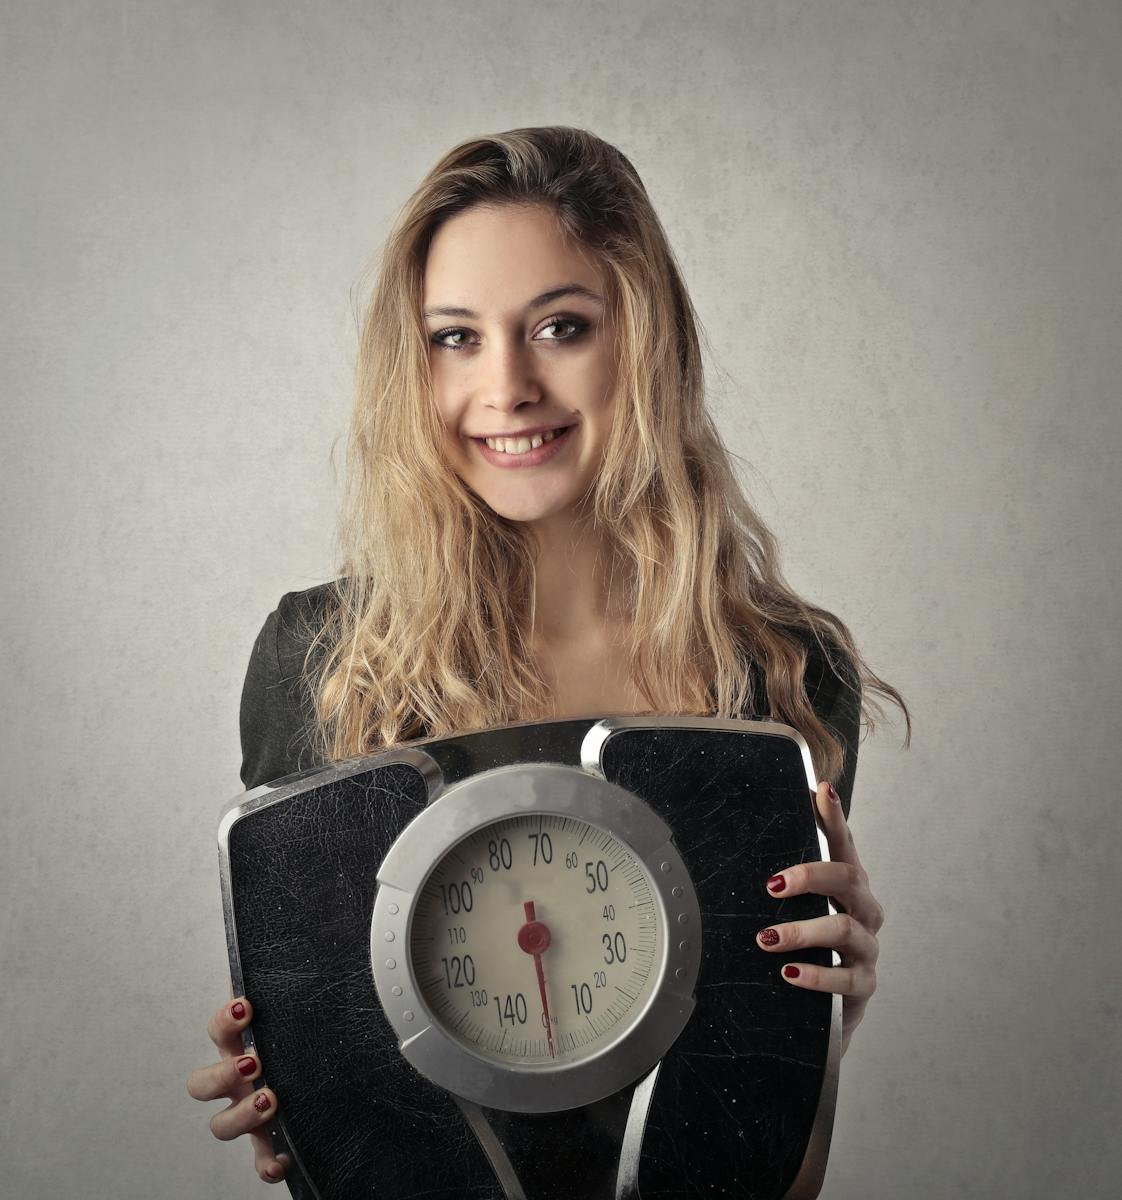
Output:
[817, 655, 862, 821]
[238, 588, 331, 791]
[796, 636, 863, 821]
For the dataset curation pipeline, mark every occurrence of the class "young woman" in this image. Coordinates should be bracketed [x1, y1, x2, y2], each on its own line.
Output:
[187, 126, 910, 1186]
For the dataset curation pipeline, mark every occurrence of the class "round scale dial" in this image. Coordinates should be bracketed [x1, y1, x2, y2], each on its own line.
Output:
[371, 761, 702, 1113]
[411, 813, 660, 1066]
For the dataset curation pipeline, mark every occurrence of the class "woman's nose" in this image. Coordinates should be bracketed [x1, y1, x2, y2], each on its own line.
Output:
[479, 342, 542, 411]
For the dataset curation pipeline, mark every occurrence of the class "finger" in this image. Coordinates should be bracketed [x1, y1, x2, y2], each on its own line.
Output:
[208, 1086, 278, 1142]
[755, 912, 879, 966]
[186, 1052, 261, 1102]
[777, 958, 877, 999]
[764, 859, 884, 931]
[814, 780, 862, 870]
[207, 996, 253, 1059]
[250, 1132, 290, 1185]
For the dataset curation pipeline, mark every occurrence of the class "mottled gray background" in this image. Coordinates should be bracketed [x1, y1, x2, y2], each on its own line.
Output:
[2, 1, 1119, 1197]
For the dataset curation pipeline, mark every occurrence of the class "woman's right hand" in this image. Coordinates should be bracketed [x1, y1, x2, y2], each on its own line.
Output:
[186, 996, 290, 1185]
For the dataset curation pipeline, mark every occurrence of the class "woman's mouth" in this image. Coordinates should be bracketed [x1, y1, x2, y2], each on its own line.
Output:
[472, 425, 576, 468]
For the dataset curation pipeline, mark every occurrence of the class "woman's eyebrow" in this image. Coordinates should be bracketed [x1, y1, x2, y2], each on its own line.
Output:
[422, 284, 604, 320]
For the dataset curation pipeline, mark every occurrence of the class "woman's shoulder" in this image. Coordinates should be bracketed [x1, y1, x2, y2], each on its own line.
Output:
[269, 579, 340, 668]
[792, 626, 860, 719]
[238, 580, 340, 790]
[742, 623, 859, 717]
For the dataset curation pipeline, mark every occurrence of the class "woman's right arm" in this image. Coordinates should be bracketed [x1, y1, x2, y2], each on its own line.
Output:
[187, 595, 320, 1184]
[239, 595, 323, 792]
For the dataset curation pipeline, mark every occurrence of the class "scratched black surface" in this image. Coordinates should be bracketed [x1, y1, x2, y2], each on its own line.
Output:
[228, 762, 501, 1199]
[226, 722, 829, 1199]
[600, 728, 830, 1199]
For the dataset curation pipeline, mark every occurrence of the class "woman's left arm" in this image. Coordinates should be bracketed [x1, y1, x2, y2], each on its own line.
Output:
[755, 779, 885, 1055]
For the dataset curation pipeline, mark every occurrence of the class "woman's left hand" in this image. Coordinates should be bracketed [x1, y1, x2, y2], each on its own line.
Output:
[755, 780, 884, 1055]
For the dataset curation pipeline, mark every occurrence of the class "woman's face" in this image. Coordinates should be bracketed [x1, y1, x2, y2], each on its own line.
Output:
[423, 202, 617, 525]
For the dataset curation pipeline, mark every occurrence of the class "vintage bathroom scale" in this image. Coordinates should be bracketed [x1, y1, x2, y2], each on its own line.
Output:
[218, 715, 842, 1199]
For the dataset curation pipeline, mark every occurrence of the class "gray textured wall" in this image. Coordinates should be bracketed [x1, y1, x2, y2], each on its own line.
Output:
[2, 2, 1119, 1197]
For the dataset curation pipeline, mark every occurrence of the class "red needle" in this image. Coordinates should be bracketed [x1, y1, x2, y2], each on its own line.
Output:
[517, 899, 555, 1059]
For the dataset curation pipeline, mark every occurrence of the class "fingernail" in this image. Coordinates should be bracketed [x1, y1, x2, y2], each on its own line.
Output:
[265, 1163, 282, 1181]
[236, 1056, 256, 1077]
[230, 1001, 247, 1020]
[766, 875, 786, 893]
[758, 928, 780, 947]
[783, 964, 801, 980]
[253, 1092, 271, 1113]
[828, 783, 840, 805]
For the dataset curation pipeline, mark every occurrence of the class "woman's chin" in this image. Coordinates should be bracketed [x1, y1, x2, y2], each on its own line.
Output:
[489, 503, 570, 525]
[478, 490, 581, 525]
[451, 462, 594, 525]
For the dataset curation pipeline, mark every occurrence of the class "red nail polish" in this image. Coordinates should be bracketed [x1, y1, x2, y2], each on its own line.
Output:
[758, 928, 780, 947]
[783, 964, 800, 980]
[230, 1001, 247, 1020]
[766, 875, 786, 892]
[253, 1092, 271, 1113]
[236, 1056, 256, 1077]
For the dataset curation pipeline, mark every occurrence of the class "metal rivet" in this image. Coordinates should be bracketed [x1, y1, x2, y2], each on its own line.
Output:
[403, 1010, 414, 1022]
[385, 931, 395, 942]
[675, 968, 687, 980]
[677, 913, 689, 925]
[391, 985, 403, 997]
[388, 903, 400, 915]
[671, 885, 684, 898]
[678, 940, 689, 952]
[660, 862, 671, 873]
[385, 958, 396, 969]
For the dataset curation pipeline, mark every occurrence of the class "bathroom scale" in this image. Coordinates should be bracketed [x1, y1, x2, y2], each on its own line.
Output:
[218, 715, 843, 1199]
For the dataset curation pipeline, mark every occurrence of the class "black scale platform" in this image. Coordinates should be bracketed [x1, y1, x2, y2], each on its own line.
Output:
[219, 717, 839, 1199]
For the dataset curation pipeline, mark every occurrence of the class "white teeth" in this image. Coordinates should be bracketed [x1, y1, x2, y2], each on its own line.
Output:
[484, 429, 565, 453]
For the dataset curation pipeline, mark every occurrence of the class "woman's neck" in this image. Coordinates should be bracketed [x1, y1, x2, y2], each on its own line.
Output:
[526, 511, 628, 643]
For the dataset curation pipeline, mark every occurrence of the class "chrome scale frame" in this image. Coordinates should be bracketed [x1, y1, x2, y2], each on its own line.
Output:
[216, 714, 841, 1200]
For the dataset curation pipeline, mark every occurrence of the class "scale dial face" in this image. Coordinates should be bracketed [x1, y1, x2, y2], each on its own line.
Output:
[411, 813, 661, 1067]
[372, 761, 703, 1111]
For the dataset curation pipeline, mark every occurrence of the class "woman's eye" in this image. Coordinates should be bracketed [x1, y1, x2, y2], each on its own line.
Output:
[536, 316, 588, 341]
[429, 316, 589, 352]
[431, 327, 469, 350]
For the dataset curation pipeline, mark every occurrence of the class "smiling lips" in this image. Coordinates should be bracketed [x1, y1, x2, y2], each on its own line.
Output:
[473, 424, 575, 467]
[482, 427, 566, 453]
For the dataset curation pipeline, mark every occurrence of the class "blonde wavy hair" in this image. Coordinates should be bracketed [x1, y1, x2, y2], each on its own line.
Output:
[302, 125, 910, 784]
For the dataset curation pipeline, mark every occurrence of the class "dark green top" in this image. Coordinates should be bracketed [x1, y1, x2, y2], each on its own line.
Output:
[239, 582, 862, 818]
